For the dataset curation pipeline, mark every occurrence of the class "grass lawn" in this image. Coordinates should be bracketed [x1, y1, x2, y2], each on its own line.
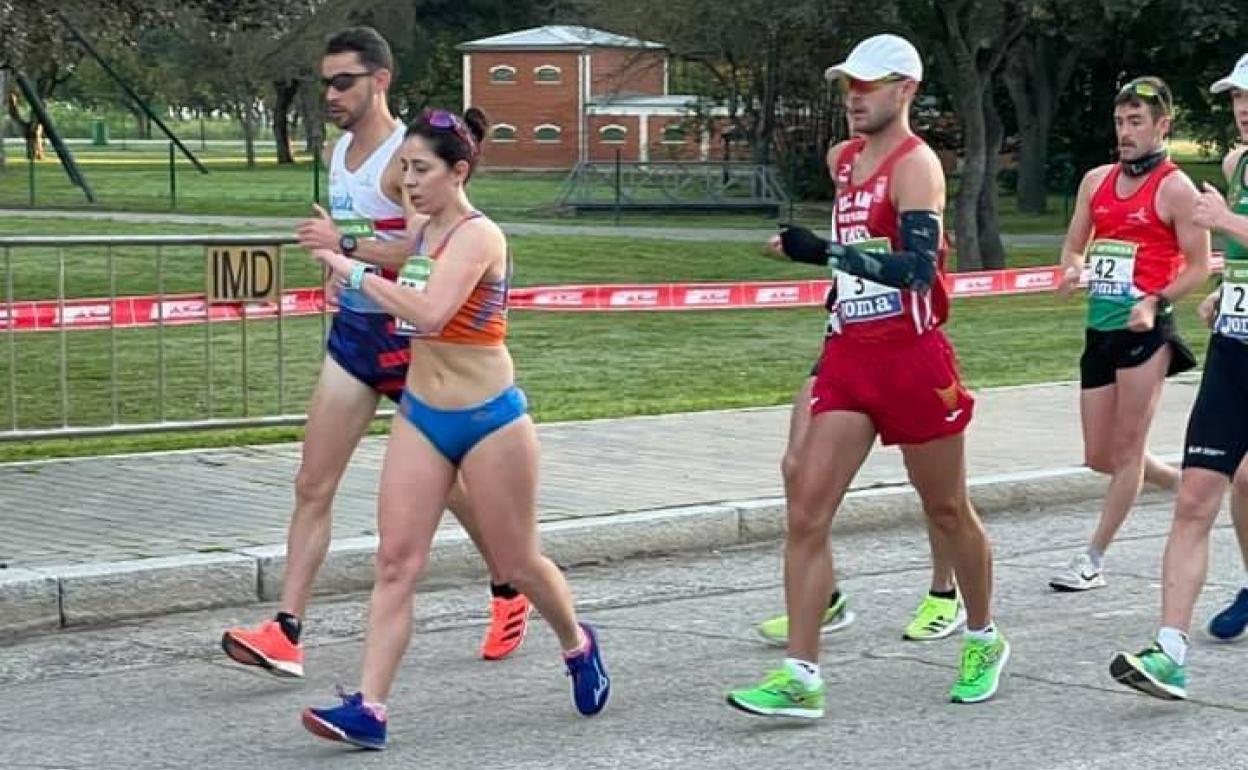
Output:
[0, 216, 1063, 302]
[0, 266, 1217, 462]
[0, 206, 1217, 461]
[5, 144, 1221, 235]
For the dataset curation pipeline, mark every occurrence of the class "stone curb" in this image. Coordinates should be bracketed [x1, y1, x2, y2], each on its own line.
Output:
[1, 465, 1164, 638]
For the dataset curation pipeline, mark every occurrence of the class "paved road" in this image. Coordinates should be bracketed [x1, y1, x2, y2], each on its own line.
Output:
[3, 496, 1246, 770]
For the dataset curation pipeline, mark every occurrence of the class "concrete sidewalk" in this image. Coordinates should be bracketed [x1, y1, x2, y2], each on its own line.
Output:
[0, 376, 1202, 635]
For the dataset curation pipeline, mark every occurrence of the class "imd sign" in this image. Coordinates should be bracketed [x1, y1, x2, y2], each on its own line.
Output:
[206, 245, 281, 303]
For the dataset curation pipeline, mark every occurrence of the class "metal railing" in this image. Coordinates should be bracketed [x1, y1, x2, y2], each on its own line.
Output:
[556, 160, 789, 212]
[0, 234, 378, 441]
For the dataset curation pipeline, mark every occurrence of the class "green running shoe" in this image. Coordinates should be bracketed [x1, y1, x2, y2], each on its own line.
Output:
[903, 593, 965, 641]
[755, 594, 855, 647]
[1110, 644, 1187, 701]
[950, 633, 1010, 703]
[726, 668, 825, 719]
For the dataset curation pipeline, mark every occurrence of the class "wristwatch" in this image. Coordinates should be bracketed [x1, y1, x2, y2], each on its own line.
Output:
[1151, 293, 1173, 315]
[339, 233, 358, 256]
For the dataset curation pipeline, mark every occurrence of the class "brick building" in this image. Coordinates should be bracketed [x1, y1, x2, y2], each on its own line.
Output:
[459, 25, 727, 170]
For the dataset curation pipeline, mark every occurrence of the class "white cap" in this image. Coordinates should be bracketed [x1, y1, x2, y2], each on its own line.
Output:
[1211, 53, 1248, 94]
[824, 34, 922, 83]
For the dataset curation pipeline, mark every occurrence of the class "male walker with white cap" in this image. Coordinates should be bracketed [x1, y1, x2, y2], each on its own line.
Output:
[1110, 53, 1248, 701]
[726, 33, 1009, 718]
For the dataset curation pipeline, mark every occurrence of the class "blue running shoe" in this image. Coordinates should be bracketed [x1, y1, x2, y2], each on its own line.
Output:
[1207, 588, 1248, 642]
[302, 689, 387, 750]
[565, 623, 610, 716]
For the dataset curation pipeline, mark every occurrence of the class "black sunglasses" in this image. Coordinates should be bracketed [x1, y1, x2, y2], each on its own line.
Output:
[322, 71, 374, 92]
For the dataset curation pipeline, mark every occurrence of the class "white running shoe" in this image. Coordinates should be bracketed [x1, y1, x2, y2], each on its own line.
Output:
[1049, 552, 1107, 592]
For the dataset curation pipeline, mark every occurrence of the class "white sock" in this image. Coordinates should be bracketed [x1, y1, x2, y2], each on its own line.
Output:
[1086, 548, 1105, 571]
[965, 624, 998, 643]
[1156, 626, 1188, 666]
[1241, 570, 1248, 592]
[783, 657, 821, 689]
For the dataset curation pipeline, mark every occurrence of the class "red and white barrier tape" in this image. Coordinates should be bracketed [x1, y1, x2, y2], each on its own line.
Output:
[0, 257, 1226, 332]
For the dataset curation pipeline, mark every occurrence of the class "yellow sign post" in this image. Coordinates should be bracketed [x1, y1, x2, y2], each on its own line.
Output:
[205, 245, 281, 304]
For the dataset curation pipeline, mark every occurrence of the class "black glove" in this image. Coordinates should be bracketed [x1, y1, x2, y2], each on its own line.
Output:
[778, 224, 831, 266]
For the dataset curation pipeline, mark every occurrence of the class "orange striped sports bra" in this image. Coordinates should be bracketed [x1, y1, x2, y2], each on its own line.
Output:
[400, 211, 509, 346]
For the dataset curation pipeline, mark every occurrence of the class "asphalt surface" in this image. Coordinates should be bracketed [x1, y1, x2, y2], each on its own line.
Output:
[3, 496, 1246, 770]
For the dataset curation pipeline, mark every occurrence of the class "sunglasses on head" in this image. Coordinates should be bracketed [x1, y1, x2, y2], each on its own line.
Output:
[1118, 79, 1172, 111]
[843, 74, 907, 94]
[321, 71, 373, 92]
[425, 109, 479, 157]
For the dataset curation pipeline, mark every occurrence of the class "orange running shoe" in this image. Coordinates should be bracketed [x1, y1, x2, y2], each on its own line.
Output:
[480, 594, 531, 660]
[221, 619, 304, 678]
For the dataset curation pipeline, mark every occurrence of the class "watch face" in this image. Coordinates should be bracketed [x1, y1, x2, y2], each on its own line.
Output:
[341, 235, 357, 253]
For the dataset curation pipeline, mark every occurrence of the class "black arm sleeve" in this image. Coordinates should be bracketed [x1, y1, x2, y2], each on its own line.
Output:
[825, 210, 940, 290]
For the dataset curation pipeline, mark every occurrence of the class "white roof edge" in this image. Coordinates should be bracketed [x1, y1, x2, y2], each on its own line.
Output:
[459, 25, 666, 52]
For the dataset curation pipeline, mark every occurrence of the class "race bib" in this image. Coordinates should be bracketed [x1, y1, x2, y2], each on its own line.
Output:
[330, 212, 383, 312]
[1086, 239, 1138, 299]
[393, 256, 433, 336]
[831, 237, 902, 326]
[334, 218, 375, 238]
[1217, 263, 1248, 340]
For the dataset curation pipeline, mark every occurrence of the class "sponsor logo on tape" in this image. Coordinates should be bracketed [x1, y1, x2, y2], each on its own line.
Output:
[533, 290, 587, 307]
[951, 276, 996, 295]
[609, 289, 660, 307]
[59, 303, 113, 325]
[151, 300, 207, 321]
[1013, 270, 1056, 290]
[683, 287, 732, 305]
[755, 286, 801, 304]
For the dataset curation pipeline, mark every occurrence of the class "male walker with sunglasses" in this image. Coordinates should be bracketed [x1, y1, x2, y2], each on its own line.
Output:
[726, 35, 1008, 718]
[220, 27, 530, 679]
[1049, 77, 1210, 593]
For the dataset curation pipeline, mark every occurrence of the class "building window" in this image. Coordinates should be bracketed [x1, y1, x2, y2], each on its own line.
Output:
[489, 65, 517, 84]
[491, 124, 517, 142]
[534, 65, 562, 84]
[599, 124, 627, 144]
[534, 124, 562, 143]
[661, 124, 688, 144]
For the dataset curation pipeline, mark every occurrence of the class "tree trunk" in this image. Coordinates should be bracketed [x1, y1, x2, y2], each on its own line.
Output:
[299, 78, 324, 155]
[953, 75, 986, 271]
[752, 29, 779, 165]
[1005, 35, 1078, 215]
[1015, 119, 1051, 213]
[126, 106, 151, 141]
[272, 79, 298, 164]
[978, 85, 1007, 270]
[235, 102, 258, 168]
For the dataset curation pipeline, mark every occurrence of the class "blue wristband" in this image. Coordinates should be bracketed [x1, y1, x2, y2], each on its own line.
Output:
[348, 261, 368, 290]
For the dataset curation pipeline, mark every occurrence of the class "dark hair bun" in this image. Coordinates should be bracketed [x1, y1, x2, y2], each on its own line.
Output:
[463, 107, 489, 143]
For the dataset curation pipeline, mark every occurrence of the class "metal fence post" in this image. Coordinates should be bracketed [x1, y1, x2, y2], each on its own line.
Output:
[169, 142, 177, 210]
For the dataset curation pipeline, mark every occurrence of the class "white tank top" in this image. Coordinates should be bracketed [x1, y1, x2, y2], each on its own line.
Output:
[328, 123, 407, 313]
